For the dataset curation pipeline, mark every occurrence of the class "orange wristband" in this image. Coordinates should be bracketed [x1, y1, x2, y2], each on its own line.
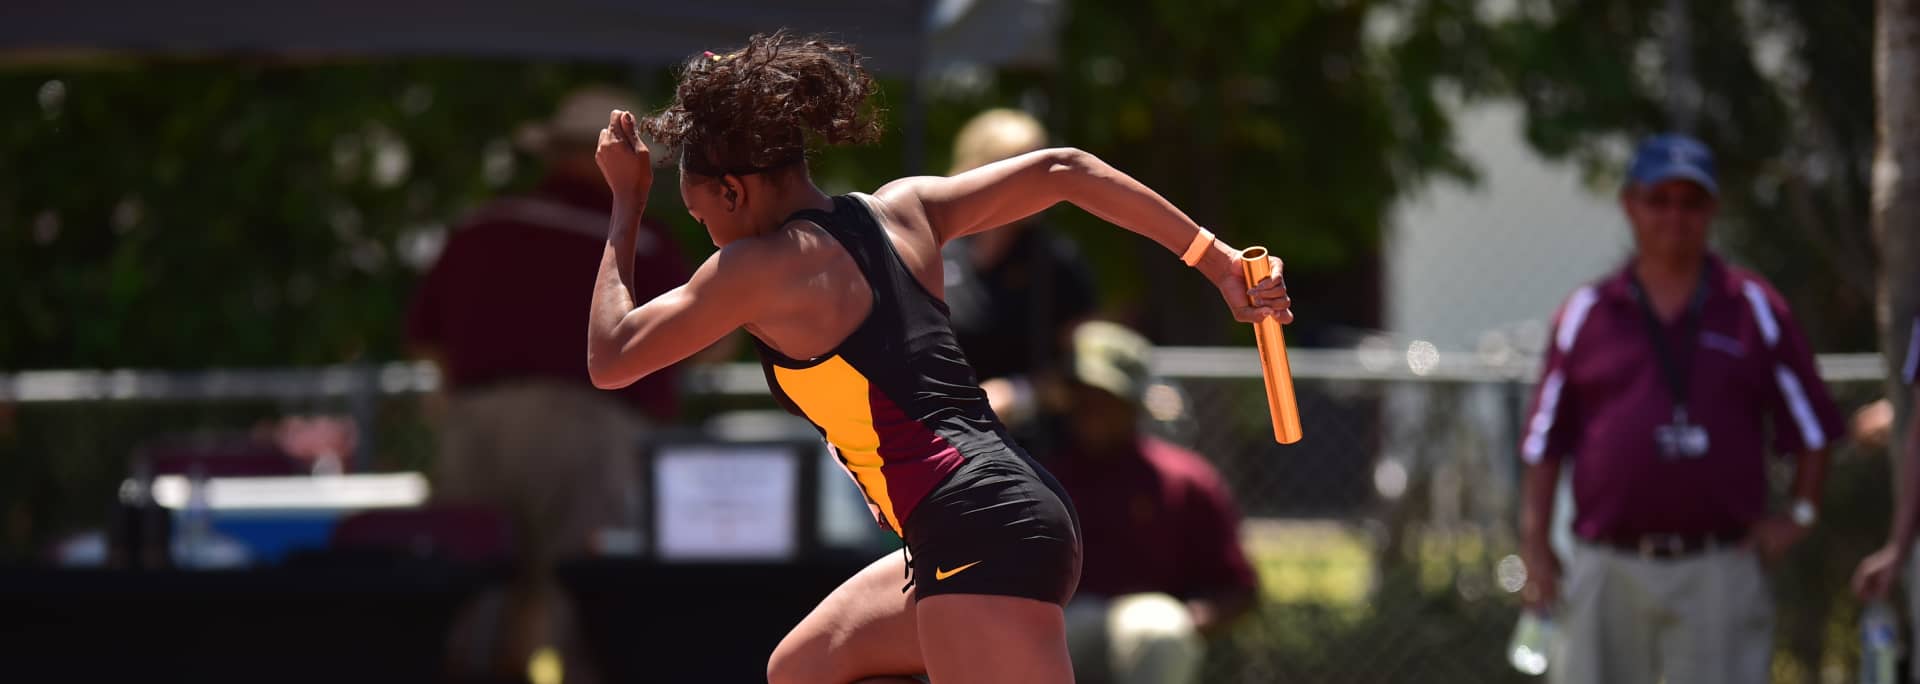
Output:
[1180, 228, 1216, 267]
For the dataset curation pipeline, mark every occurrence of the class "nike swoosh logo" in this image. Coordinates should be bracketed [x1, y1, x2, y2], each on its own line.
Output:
[933, 561, 983, 581]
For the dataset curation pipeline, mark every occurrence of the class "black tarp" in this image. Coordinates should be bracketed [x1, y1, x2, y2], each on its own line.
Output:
[0, 0, 1060, 76]
[2, 0, 1062, 172]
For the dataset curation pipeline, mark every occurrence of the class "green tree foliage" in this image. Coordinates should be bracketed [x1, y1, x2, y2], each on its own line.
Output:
[1479, 0, 1878, 349]
[1035, 0, 1488, 344]
[0, 59, 629, 369]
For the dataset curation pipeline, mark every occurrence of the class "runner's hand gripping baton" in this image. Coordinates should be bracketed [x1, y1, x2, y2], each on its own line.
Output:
[1240, 247, 1302, 444]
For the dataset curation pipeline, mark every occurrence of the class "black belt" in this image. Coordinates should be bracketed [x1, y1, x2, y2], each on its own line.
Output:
[1587, 531, 1747, 559]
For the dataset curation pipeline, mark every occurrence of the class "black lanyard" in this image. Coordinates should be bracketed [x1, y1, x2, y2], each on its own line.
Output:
[1627, 264, 1711, 422]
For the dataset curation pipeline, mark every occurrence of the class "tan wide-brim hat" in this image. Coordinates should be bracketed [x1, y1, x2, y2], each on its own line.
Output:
[515, 85, 657, 157]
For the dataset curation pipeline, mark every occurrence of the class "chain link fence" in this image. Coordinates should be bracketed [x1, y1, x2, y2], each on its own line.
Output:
[1152, 347, 1893, 684]
[0, 348, 1900, 683]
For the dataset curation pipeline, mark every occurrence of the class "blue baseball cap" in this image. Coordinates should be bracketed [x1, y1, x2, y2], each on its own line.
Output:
[1627, 134, 1718, 196]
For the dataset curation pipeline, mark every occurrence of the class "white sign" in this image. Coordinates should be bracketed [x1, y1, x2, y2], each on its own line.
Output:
[653, 445, 798, 562]
[148, 473, 428, 511]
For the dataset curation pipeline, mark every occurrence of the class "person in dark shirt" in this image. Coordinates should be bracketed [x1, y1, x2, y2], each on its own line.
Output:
[939, 109, 1098, 429]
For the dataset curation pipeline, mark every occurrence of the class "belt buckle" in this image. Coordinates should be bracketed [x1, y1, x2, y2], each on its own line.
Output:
[1637, 534, 1686, 558]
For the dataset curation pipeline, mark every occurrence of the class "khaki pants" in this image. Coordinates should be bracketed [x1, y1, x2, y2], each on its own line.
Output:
[433, 380, 645, 567]
[1551, 542, 1774, 684]
[1064, 593, 1205, 684]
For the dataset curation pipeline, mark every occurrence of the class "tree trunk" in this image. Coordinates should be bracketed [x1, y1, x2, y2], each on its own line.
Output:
[1876, 0, 1920, 490]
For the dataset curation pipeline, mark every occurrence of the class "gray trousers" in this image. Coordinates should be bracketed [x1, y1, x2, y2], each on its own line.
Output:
[1551, 542, 1774, 684]
[433, 380, 645, 566]
[1064, 593, 1205, 684]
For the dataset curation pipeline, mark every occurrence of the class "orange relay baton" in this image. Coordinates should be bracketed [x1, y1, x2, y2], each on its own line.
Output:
[1240, 247, 1302, 444]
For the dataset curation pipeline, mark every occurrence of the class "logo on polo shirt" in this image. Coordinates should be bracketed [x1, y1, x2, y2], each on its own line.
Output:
[1701, 331, 1747, 358]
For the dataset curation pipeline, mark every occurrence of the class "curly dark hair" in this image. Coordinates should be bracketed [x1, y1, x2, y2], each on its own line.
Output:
[642, 31, 884, 177]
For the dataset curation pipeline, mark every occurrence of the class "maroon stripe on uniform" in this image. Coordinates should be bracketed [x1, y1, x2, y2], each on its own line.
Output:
[867, 383, 965, 528]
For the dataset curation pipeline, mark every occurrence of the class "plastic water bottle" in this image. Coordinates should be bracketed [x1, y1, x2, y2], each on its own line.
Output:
[1862, 600, 1901, 684]
[178, 463, 213, 569]
[1508, 610, 1553, 676]
[110, 458, 172, 569]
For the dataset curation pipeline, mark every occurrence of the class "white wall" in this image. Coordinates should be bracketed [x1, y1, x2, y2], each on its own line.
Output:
[1385, 103, 1628, 352]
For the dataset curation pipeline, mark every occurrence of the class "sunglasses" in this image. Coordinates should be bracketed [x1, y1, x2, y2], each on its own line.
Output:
[1634, 188, 1714, 213]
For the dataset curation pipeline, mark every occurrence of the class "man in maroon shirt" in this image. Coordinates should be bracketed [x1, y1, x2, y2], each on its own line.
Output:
[408, 86, 690, 566]
[1518, 134, 1845, 684]
[1044, 321, 1258, 684]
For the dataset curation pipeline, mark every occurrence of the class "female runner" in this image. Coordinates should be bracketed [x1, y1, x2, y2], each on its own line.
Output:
[586, 31, 1289, 683]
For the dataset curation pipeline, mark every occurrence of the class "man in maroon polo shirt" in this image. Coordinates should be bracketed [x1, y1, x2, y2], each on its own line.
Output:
[408, 86, 690, 564]
[1518, 134, 1845, 684]
[412, 87, 695, 684]
[1044, 321, 1258, 684]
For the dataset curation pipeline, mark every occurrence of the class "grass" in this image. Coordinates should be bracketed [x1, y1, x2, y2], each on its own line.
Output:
[1243, 518, 1376, 606]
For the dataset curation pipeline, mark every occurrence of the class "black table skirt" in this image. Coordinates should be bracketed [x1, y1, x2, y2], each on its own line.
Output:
[0, 557, 870, 683]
